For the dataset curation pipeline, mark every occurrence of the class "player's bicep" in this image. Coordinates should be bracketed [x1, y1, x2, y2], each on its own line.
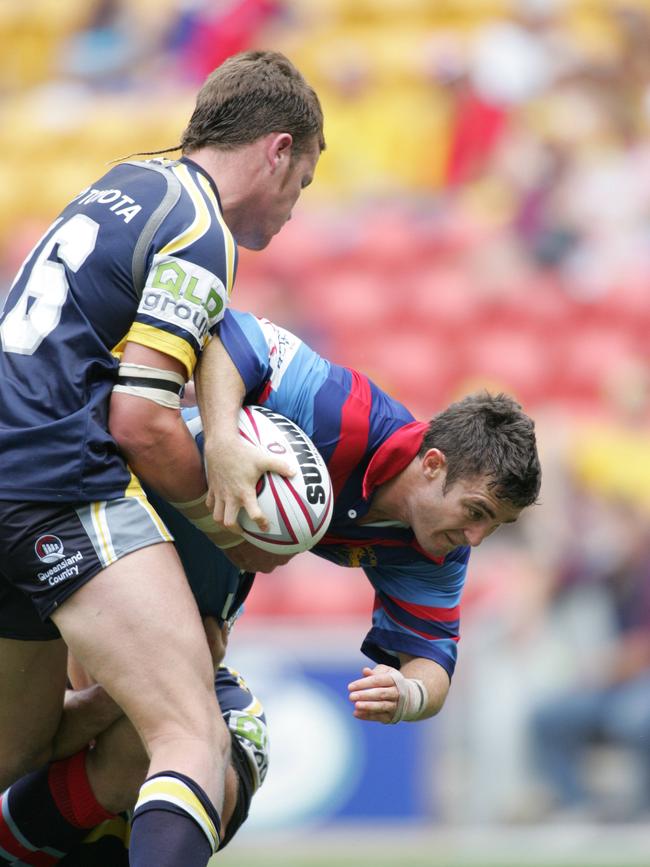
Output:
[109, 343, 187, 444]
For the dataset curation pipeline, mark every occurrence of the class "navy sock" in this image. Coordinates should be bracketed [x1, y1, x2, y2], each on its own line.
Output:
[130, 771, 221, 867]
[0, 748, 114, 865]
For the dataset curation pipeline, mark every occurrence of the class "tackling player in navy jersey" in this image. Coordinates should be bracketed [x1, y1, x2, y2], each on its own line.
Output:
[0, 52, 323, 867]
[0, 312, 541, 864]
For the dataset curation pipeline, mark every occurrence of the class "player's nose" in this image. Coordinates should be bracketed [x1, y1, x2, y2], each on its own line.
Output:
[464, 525, 492, 547]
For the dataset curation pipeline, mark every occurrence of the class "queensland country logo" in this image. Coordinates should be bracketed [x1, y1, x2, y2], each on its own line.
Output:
[35, 534, 65, 564]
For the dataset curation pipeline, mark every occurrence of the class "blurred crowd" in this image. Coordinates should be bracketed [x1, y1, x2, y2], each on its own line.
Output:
[2, 0, 650, 827]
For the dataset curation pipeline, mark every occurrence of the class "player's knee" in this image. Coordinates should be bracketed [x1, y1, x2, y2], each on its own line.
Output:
[143, 685, 231, 760]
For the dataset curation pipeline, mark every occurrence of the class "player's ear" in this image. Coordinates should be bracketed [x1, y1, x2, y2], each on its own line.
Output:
[266, 133, 293, 172]
[422, 448, 446, 480]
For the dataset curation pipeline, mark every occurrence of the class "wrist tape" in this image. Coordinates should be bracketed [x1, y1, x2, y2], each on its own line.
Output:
[389, 669, 428, 723]
[170, 493, 243, 549]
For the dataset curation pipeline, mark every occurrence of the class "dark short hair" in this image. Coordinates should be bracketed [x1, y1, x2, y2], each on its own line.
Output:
[421, 392, 541, 508]
[181, 50, 325, 157]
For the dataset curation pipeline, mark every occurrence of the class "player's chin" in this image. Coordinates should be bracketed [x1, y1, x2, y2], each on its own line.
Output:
[236, 230, 272, 251]
[415, 535, 449, 559]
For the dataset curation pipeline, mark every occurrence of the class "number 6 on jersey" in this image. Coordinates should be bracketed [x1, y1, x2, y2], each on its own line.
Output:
[1, 214, 99, 355]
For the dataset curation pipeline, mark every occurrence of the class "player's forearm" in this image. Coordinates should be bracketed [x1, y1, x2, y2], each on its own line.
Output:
[398, 655, 450, 720]
[109, 394, 207, 502]
[51, 685, 123, 761]
[194, 336, 247, 451]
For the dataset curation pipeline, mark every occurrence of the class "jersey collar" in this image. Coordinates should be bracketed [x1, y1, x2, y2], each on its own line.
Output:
[362, 421, 428, 500]
[180, 156, 223, 211]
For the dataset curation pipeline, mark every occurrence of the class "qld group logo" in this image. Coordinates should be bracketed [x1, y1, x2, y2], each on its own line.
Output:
[35, 534, 65, 564]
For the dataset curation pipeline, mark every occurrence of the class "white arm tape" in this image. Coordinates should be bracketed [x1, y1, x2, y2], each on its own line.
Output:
[114, 362, 186, 410]
[170, 492, 244, 549]
[389, 669, 429, 723]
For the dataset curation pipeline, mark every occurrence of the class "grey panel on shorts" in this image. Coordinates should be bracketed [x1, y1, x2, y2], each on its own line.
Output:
[75, 495, 172, 569]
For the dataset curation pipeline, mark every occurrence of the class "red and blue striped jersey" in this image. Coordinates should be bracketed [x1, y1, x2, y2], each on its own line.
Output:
[219, 310, 469, 678]
[0, 157, 236, 502]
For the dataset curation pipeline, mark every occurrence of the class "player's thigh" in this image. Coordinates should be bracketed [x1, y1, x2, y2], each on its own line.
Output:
[0, 636, 68, 787]
[51, 542, 224, 750]
[0, 494, 221, 752]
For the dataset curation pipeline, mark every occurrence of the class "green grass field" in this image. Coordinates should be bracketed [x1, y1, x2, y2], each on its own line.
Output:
[213, 826, 650, 867]
[216, 856, 645, 867]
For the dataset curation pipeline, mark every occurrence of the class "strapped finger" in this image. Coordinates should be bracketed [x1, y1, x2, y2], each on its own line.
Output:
[349, 687, 397, 703]
[348, 675, 394, 693]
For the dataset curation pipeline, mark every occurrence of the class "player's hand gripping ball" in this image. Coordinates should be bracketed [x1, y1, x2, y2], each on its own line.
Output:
[237, 406, 333, 554]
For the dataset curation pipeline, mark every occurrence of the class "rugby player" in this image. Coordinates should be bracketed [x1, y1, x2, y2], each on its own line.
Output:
[191, 310, 541, 724]
[0, 653, 268, 866]
[0, 534, 267, 866]
[0, 311, 540, 863]
[0, 52, 323, 867]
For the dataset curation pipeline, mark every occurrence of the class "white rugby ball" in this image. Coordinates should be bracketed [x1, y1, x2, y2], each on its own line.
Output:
[236, 405, 333, 554]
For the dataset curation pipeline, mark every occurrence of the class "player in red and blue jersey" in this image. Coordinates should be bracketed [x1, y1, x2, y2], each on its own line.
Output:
[0, 52, 323, 867]
[190, 309, 542, 723]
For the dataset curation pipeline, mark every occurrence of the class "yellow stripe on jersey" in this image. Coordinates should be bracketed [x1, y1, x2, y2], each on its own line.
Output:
[123, 322, 197, 379]
[111, 334, 128, 360]
[136, 777, 220, 852]
[245, 696, 264, 717]
[224, 665, 247, 690]
[125, 472, 173, 541]
[197, 174, 236, 297]
[222, 665, 263, 715]
[159, 164, 211, 256]
[91, 502, 116, 566]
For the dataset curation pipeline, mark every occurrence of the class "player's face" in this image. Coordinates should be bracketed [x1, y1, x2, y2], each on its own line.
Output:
[407, 454, 522, 559]
[239, 136, 320, 250]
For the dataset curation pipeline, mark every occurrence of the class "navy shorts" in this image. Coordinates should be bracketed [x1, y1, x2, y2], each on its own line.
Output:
[0, 491, 173, 641]
[144, 487, 254, 625]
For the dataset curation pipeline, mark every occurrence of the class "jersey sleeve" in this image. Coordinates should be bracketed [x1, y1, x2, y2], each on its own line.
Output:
[122, 162, 237, 378]
[217, 309, 275, 395]
[360, 552, 468, 679]
[218, 309, 330, 429]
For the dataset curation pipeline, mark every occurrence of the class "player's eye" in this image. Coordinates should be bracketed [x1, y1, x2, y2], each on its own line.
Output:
[467, 507, 483, 521]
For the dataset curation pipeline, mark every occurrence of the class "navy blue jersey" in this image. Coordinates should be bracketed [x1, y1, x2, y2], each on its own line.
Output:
[186, 310, 471, 679]
[0, 157, 236, 502]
